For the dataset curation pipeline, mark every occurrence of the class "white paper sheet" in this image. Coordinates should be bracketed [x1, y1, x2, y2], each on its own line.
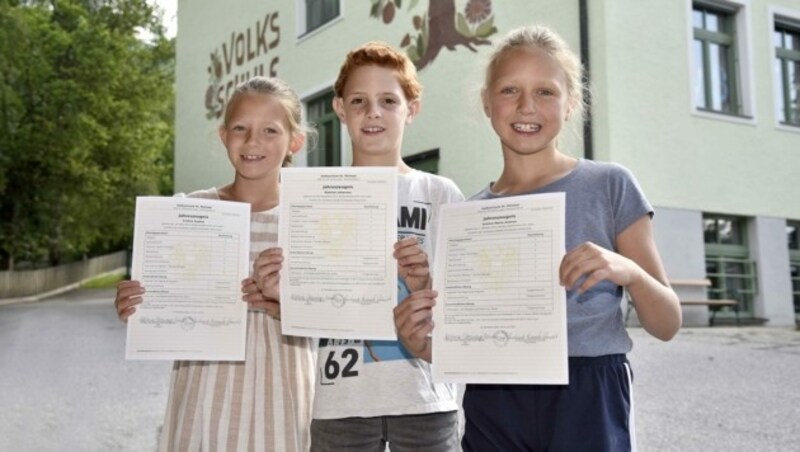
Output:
[125, 196, 250, 361]
[432, 193, 568, 384]
[279, 167, 398, 340]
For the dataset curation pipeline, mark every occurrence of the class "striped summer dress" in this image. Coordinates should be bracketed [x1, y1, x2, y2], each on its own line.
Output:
[158, 188, 316, 452]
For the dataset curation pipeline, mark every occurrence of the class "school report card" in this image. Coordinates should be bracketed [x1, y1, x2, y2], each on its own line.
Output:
[279, 167, 398, 340]
[432, 193, 568, 384]
[126, 196, 250, 361]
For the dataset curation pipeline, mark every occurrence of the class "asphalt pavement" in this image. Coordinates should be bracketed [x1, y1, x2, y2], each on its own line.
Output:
[1, 288, 798, 451]
[0, 289, 171, 452]
[628, 324, 800, 451]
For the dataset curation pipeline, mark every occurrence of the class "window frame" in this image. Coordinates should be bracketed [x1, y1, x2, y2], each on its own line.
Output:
[702, 213, 758, 316]
[404, 149, 440, 174]
[296, 0, 343, 41]
[693, 6, 740, 114]
[303, 89, 342, 168]
[769, 6, 800, 134]
[687, 0, 756, 125]
[787, 220, 800, 316]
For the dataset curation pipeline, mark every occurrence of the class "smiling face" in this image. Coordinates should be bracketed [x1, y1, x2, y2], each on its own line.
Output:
[482, 46, 572, 158]
[218, 93, 302, 181]
[333, 65, 419, 160]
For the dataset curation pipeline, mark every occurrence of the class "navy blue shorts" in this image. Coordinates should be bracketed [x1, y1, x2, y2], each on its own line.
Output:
[462, 354, 635, 452]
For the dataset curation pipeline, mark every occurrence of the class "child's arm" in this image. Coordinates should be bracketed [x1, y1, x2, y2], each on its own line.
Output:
[114, 280, 144, 322]
[247, 247, 283, 318]
[560, 215, 681, 341]
[393, 289, 437, 362]
[394, 237, 430, 292]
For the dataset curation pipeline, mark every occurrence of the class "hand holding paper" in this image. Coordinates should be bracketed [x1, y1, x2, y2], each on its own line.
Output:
[394, 237, 430, 292]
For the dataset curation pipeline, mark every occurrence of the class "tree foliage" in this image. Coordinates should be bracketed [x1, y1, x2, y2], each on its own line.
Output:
[0, 0, 174, 269]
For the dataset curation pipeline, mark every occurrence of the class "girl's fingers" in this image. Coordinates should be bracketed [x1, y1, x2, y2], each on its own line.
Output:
[241, 281, 261, 296]
[119, 307, 137, 323]
[260, 274, 280, 290]
[579, 269, 608, 293]
[242, 291, 266, 303]
[253, 251, 284, 279]
[116, 281, 144, 299]
[561, 242, 630, 291]
[255, 255, 284, 268]
[256, 247, 283, 258]
[117, 287, 145, 302]
[115, 295, 142, 322]
[255, 262, 282, 277]
[115, 280, 145, 321]
[117, 280, 142, 289]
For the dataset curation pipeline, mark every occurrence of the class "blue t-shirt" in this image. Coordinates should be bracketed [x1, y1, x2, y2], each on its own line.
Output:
[471, 158, 653, 357]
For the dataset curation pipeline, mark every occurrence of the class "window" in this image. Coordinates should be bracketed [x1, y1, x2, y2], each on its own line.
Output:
[299, 0, 340, 37]
[787, 221, 800, 316]
[305, 91, 341, 167]
[703, 214, 757, 316]
[404, 149, 440, 174]
[692, 4, 740, 114]
[774, 23, 800, 126]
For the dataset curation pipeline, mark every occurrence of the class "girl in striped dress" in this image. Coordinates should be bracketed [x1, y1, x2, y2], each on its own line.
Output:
[114, 76, 317, 451]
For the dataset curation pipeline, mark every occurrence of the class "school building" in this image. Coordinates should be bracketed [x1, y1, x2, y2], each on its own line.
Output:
[174, 0, 800, 327]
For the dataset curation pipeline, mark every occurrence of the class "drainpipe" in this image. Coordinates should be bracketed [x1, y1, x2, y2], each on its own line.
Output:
[579, 0, 594, 160]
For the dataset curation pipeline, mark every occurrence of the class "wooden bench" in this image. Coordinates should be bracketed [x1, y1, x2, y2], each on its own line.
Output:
[625, 278, 741, 327]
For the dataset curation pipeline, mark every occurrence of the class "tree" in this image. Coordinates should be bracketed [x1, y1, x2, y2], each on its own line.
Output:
[0, 0, 174, 269]
[370, 0, 498, 70]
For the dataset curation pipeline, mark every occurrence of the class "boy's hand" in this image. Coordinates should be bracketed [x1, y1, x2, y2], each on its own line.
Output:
[115, 280, 144, 323]
[253, 247, 283, 302]
[394, 237, 430, 292]
[242, 277, 281, 319]
[393, 289, 437, 363]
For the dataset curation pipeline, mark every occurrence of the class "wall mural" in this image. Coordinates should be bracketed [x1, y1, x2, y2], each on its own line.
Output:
[369, 0, 498, 70]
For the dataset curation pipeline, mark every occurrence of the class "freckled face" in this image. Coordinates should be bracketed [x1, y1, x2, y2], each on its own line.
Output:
[483, 47, 572, 158]
[219, 93, 301, 180]
[333, 65, 419, 157]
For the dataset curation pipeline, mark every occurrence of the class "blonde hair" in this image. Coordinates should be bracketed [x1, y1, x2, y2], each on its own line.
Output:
[334, 41, 422, 101]
[483, 25, 587, 120]
[223, 76, 317, 165]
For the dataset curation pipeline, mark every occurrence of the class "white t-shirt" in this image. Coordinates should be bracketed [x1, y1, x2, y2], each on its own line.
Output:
[312, 170, 465, 419]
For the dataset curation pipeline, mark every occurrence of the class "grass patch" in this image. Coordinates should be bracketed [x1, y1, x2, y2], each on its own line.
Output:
[81, 272, 125, 289]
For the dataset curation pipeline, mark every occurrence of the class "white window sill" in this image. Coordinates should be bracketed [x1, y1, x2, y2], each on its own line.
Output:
[296, 16, 344, 44]
[691, 108, 757, 126]
[775, 122, 800, 134]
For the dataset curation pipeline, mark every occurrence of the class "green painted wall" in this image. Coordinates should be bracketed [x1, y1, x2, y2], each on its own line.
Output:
[175, 0, 800, 219]
[174, 0, 585, 198]
[590, 0, 800, 219]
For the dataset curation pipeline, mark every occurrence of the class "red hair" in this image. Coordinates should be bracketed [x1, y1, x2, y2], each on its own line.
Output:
[334, 42, 422, 101]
